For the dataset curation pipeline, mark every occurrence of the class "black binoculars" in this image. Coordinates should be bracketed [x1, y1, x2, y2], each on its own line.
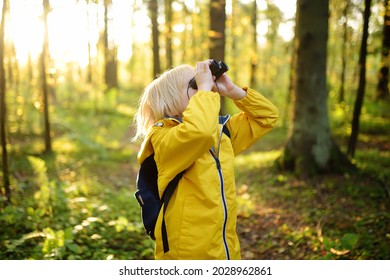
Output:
[188, 60, 229, 89]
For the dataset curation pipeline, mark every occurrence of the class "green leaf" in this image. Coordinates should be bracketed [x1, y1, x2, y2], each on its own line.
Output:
[66, 243, 83, 254]
[323, 237, 332, 250]
[340, 233, 359, 250]
[64, 227, 74, 241]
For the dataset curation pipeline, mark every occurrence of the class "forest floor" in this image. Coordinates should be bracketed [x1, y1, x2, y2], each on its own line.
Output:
[1, 95, 389, 260]
[232, 121, 390, 260]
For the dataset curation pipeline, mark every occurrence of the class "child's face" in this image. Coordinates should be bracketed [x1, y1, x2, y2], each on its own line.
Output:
[180, 70, 197, 110]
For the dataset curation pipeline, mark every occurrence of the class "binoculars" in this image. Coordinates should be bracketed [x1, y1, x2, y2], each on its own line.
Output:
[188, 60, 229, 89]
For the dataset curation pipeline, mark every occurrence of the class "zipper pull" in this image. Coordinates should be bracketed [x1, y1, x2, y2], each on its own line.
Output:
[210, 148, 222, 170]
[215, 157, 221, 170]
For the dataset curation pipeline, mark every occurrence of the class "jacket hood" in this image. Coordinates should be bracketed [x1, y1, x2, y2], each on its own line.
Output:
[137, 118, 181, 165]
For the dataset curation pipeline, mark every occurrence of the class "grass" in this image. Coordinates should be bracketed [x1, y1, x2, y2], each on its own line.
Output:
[234, 104, 390, 259]
[0, 91, 389, 260]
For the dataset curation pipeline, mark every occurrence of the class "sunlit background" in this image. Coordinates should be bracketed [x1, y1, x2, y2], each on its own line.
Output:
[2, 0, 390, 263]
[7, 0, 295, 68]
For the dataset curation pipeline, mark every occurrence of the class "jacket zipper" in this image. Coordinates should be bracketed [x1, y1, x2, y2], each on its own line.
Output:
[210, 116, 231, 260]
[210, 152, 230, 260]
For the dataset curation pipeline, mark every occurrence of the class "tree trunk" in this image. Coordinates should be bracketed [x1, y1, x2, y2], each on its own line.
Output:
[338, 0, 349, 104]
[128, 0, 137, 84]
[42, 0, 52, 153]
[86, 0, 92, 85]
[209, 0, 226, 113]
[165, 0, 173, 68]
[181, 3, 189, 63]
[149, 0, 160, 78]
[103, 0, 109, 82]
[230, 0, 239, 82]
[283, 42, 296, 128]
[348, 0, 372, 157]
[283, 5, 299, 128]
[0, 0, 11, 205]
[103, 0, 117, 90]
[279, 0, 352, 177]
[209, 0, 226, 61]
[249, 0, 258, 89]
[376, 0, 390, 100]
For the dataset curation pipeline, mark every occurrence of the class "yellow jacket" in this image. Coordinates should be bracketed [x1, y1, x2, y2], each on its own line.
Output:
[137, 88, 279, 259]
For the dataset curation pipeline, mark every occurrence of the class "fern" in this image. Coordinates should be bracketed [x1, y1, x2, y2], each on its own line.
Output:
[27, 156, 48, 187]
[27, 156, 52, 217]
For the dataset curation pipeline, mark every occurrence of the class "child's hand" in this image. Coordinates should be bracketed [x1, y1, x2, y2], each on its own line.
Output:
[213, 74, 246, 100]
[195, 60, 214, 91]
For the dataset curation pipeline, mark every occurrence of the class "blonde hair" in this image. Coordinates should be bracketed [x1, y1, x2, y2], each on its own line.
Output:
[132, 65, 194, 142]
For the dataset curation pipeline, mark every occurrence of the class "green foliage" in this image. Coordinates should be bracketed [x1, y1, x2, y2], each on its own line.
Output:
[1, 87, 389, 260]
[0, 90, 154, 260]
[2, 68, 389, 261]
[235, 95, 390, 260]
[1, 0, 389, 261]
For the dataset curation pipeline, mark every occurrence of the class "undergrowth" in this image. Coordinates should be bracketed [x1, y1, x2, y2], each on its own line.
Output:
[0, 92, 389, 260]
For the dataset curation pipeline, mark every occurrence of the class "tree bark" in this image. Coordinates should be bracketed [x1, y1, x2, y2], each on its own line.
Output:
[376, 0, 390, 100]
[279, 0, 352, 177]
[209, 0, 226, 61]
[165, 0, 173, 68]
[0, 0, 11, 205]
[42, 0, 52, 153]
[348, 0, 372, 157]
[86, 0, 93, 85]
[103, 0, 117, 90]
[338, 0, 349, 104]
[209, 0, 226, 113]
[250, 0, 258, 89]
[149, 0, 161, 78]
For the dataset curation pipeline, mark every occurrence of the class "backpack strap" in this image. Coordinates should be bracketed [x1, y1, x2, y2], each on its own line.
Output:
[222, 124, 230, 139]
[143, 117, 230, 253]
[219, 115, 231, 139]
[160, 125, 229, 253]
[161, 170, 185, 253]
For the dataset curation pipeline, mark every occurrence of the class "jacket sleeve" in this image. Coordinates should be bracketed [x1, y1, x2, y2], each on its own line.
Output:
[226, 87, 279, 155]
[151, 90, 221, 191]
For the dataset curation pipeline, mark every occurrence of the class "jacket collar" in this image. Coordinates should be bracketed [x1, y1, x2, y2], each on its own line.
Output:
[164, 115, 231, 125]
[219, 115, 230, 125]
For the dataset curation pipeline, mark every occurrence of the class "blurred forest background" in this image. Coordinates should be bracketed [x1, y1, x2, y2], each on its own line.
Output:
[0, 0, 389, 260]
